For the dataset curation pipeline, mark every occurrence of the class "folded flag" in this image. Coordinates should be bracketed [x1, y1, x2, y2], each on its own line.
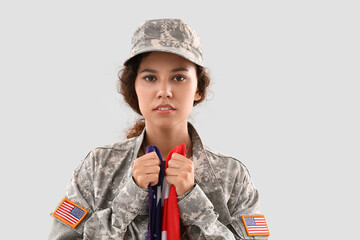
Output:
[146, 144, 184, 240]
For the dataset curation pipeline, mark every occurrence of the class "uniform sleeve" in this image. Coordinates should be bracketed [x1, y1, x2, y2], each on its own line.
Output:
[48, 150, 148, 239]
[227, 168, 269, 240]
[178, 184, 236, 239]
[178, 168, 268, 240]
[83, 176, 148, 238]
[48, 219, 82, 240]
[48, 151, 95, 240]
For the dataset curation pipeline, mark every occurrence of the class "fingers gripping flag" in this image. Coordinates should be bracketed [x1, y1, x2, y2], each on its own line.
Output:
[146, 144, 185, 240]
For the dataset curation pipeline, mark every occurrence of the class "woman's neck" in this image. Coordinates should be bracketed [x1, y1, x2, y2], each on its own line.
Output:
[143, 121, 191, 158]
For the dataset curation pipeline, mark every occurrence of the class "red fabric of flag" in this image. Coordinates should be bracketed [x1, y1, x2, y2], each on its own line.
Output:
[161, 144, 185, 240]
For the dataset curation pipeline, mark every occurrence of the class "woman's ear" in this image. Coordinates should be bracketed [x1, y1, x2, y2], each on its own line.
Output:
[194, 91, 202, 101]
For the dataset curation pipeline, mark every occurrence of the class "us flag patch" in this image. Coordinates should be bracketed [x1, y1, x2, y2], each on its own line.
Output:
[241, 215, 270, 236]
[52, 198, 88, 228]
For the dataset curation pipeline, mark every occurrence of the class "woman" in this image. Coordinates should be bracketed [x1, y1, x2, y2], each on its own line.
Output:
[49, 18, 269, 239]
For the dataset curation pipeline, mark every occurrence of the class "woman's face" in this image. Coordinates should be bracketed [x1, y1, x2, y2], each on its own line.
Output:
[135, 51, 201, 129]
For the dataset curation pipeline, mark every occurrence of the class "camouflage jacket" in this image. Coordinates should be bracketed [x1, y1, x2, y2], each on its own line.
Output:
[49, 124, 269, 239]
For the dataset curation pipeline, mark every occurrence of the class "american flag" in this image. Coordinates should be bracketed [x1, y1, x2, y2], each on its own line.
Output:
[53, 198, 88, 228]
[146, 144, 183, 240]
[242, 215, 270, 236]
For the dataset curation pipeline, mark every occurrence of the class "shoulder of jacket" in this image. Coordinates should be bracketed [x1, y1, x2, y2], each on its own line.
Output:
[72, 137, 138, 176]
[204, 145, 242, 164]
[203, 145, 252, 176]
[74, 137, 137, 172]
[89, 137, 136, 155]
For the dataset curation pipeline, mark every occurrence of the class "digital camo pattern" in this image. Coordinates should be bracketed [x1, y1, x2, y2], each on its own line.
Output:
[49, 123, 269, 240]
[125, 19, 203, 67]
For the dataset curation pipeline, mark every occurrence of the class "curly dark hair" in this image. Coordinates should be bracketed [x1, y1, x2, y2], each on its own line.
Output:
[118, 52, 211, 138]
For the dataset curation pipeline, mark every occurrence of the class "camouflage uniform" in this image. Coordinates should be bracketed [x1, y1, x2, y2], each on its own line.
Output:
[49, 123, 268, 239]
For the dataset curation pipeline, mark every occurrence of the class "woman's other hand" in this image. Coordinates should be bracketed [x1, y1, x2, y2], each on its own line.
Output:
[165, 153, 195, 196]
[132, 151, 161, 189]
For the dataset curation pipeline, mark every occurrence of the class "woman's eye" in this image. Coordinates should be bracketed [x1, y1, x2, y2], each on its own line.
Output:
[173, 75, 186, 82]
[143, 75, 156, 82]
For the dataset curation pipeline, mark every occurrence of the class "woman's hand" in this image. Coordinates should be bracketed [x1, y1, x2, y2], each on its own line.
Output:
[132, 151, 161, 189]
[165, 153, 195, 196]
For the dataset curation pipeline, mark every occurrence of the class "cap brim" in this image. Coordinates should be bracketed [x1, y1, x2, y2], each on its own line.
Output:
[123, 47, 203, 67]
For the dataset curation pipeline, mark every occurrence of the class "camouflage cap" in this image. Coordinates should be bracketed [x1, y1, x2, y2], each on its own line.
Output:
[124, 18, 203, 66]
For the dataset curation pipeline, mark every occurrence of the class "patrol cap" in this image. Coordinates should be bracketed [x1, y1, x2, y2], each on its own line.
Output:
[124, 18, 203, 66]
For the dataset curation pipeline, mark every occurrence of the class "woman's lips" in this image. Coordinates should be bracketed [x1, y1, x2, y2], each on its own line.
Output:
[154, 104, 175, 113]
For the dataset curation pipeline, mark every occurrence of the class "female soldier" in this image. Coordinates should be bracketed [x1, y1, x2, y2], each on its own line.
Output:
[49, 18, 269, 239]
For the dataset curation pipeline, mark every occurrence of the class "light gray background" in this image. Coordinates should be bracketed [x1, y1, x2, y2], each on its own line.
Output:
[1, 0, 359, 239]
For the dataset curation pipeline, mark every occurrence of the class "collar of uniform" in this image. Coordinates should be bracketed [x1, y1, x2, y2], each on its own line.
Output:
[132, 127, 146, 161]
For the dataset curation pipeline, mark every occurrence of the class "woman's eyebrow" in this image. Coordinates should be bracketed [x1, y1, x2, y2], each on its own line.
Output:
[139, 68, 157, 73]
[139, 68, 189, 73]
[171, 67, 188, 72]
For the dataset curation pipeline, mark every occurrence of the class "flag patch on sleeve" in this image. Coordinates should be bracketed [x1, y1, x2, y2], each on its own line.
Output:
[241, 215, 270, 236]
[52, 198, 88, 228]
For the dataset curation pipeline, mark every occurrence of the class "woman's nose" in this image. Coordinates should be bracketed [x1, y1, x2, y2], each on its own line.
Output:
[156, 80, 173, 99]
